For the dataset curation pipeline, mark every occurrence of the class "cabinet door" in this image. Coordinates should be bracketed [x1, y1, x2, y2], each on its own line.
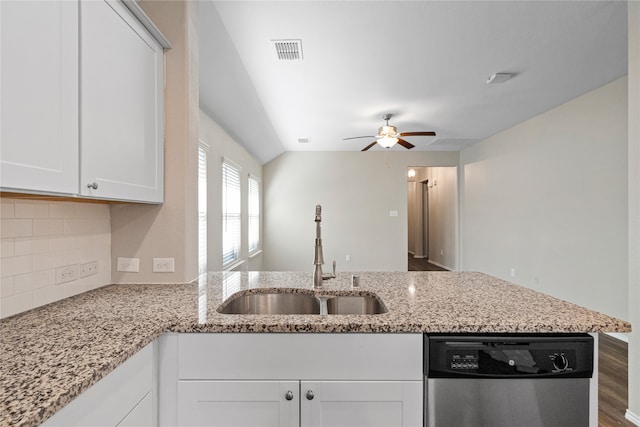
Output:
[177, 381, 299, 427]
[0, 0, 78, 194]
[300, 381, 423, 427]
[80, 0, 164, 203]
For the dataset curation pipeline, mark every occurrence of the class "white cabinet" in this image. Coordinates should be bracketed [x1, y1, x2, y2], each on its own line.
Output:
[80, 0, 164, 202]
[178, 381, 299, 427]
[300, 381, 422, 427]
[0, 0, 165, 203]
[176, 380, 422, 427]
[42, 342, 156, 427]
[172, 334, 424, 427]
[0, 0, 79, 195]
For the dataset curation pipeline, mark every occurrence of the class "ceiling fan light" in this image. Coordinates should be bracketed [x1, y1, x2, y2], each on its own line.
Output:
[377, 136, 398, 148]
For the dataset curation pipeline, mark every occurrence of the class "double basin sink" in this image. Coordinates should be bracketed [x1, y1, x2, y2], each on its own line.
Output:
[218, 290, 387, 315]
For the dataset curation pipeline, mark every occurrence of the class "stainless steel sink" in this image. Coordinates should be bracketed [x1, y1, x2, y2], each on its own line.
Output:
[217, 291, 387, 315]
[326, 295, 388, 315]
[217, 292, 320, 315]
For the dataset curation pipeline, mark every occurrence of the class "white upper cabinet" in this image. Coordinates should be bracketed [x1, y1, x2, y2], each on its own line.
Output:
[0, 1, 79, 194]
[0, 0, 166, 203]
[80, 0, 164, 203]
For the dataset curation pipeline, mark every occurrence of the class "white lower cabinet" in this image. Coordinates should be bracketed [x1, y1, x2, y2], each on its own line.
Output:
[42, 342, 156, 427]
[300, 381, 422, 427]
[176, 379, 421, 427]
[177, 381, 299, 427]
[169, 333, 424, 427]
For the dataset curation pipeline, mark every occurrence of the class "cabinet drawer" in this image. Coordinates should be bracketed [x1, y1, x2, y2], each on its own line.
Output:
[178, 333, 423, 380]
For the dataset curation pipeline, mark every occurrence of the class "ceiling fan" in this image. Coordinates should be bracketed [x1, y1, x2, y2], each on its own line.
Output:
[343, 114, 436, 151]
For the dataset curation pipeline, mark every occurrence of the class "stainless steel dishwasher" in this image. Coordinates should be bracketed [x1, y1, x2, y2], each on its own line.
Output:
[424, 334, 594, 427]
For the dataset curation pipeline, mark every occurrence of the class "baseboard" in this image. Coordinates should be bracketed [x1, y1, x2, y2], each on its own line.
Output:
[605, 332, 629, 343]
[625, 409, 640, 426]
[427, 259, 451, 270]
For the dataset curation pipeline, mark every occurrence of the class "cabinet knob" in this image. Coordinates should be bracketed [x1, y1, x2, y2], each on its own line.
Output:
[285, 390, 294, 401]
[87, 182, 99, 190]
[306, 390, 314, 400]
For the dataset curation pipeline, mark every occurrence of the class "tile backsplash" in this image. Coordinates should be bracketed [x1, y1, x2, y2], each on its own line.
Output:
[0, 198, 111, 319]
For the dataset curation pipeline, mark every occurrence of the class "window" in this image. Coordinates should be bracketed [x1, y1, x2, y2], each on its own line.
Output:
[248, 175, 260, 254]
[198, 142, 208, 274]
[222, 158, 241, 267]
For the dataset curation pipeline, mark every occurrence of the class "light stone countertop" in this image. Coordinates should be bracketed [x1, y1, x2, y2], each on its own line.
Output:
[0, 271, 631, 426]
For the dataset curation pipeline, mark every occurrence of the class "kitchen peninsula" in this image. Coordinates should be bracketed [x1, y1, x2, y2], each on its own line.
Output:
[0, 271, 631, 426]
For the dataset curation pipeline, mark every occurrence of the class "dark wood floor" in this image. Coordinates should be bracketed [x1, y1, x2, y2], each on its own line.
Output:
[599, 333, 634, 426]
[407, 254, 448, 271]
[408, 256, 631, 426]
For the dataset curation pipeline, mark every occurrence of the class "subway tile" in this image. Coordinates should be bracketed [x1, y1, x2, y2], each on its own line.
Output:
[64, 219, 110, 235]
[15, 271, 50, 293]
[1, 239, 14, 258]
[14, 201, 49, 218]
[49, 202, 78, 219]
[1, 292, 33, 319]
[33, 285, 64, 309]
[0, 199, 15, 219]
[14, 237, 49, 256]
[1, 219, 32, 238]
[0, 277, 15, 298]
[33, 219, 64, 236]
[49, 236, 77, 252]
[0, 255, 32, 278]
[76, 203, 109, 219]
[33, 252, 65, 272]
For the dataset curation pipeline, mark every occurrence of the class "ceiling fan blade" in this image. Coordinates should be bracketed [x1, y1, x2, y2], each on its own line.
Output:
[397, 138, 415, 149]
[361, 141, 378, 151]
[399, 131, 436, 137]
[343, 135, 375, 140]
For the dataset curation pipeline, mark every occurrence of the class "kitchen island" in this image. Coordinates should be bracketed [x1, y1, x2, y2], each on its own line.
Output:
[0, 271, 631, 426]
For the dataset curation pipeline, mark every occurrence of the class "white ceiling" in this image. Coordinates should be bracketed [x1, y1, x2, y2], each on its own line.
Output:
[199, 1, 627, 164]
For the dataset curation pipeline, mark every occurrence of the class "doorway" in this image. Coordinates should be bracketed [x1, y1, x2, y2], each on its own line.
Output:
[407, 166, 458, 271]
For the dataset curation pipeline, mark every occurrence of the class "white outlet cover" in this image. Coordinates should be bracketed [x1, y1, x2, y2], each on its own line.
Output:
[117, 257, 139, 273]
[153, 257, 175, 273]
[56, 264, 79, 285]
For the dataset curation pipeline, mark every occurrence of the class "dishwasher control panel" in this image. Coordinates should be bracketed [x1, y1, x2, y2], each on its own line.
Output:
[426, 333, 594, 379]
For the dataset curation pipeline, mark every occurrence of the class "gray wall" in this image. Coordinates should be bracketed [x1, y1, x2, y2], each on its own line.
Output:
[199, 110, 263, 271]
[460, 77, 628, 321]
[262, 151, 459, 272]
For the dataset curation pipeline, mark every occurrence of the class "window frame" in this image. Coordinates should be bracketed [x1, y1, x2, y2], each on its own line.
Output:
[222, 157, 242, 269]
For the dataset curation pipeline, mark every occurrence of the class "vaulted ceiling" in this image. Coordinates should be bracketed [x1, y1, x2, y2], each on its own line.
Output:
[199, 1, 627, 164]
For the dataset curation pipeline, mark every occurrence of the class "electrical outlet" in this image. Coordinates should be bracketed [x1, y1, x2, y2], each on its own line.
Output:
[153, 257, 175, 273]
[56, 264, 79, 285]
[510, 267, 516, 277]
[79, 261, 98, 278]
[345, 254, 351, 262]
[117, 257, 139, 273]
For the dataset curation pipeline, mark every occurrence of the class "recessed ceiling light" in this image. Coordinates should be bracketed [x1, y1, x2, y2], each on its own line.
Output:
[487, 73, 512, 84]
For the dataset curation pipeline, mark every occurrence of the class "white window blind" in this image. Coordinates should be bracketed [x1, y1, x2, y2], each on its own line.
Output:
[198, 142, 208, 274]
[222, 158, 241, 267]
[248, 175, 260, 254]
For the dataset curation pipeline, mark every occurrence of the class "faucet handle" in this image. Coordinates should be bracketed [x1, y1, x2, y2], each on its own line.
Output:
[323, 261, 336, 280]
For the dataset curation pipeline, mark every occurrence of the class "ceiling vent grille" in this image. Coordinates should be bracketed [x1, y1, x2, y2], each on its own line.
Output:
[272, 39, 303, 60]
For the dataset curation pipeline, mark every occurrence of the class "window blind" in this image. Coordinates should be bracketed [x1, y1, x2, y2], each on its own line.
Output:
[248, 175, 260, 254]
[222, 158, 241, 267]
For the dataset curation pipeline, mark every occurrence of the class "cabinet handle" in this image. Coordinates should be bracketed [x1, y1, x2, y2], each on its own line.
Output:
[306, 390, 314, 400]
[285, 390, 294, 401]
[87, 182, 99, 190]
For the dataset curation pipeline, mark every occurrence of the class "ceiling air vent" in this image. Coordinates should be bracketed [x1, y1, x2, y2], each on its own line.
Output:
[272, 39, 303, 60]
